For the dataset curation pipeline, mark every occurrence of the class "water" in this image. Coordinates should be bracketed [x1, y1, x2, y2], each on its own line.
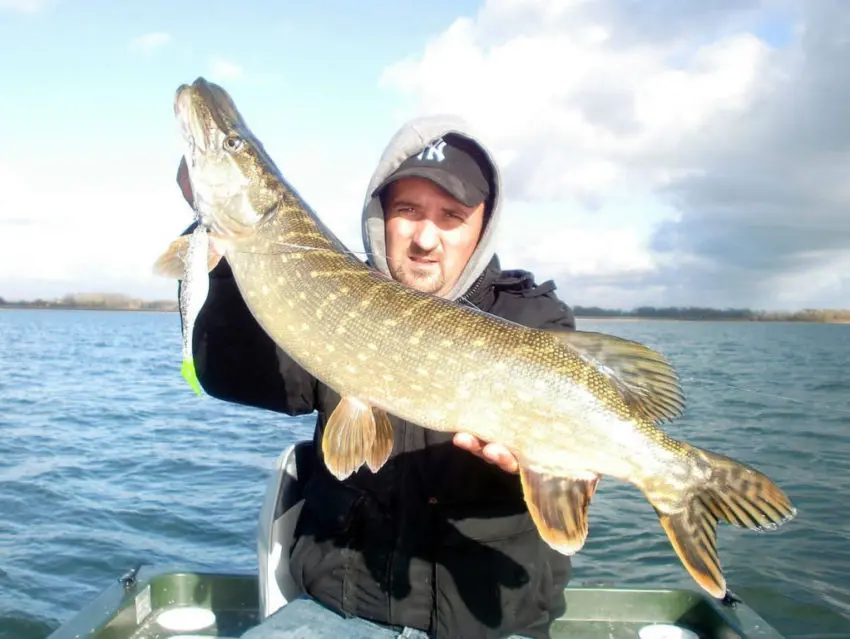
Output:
[1, 309, 848, 638]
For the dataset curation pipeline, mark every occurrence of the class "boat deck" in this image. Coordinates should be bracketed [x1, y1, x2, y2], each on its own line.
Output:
[47, 566, 786, 639]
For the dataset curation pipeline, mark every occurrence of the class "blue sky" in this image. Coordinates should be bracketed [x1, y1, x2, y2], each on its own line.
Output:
[0, 0, 479, 300]
[0, 0, 476, 176]
[2, 0, 847, 310]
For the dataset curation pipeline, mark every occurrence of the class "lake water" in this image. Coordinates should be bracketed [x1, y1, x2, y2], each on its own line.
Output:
[1, 309, 848, 638]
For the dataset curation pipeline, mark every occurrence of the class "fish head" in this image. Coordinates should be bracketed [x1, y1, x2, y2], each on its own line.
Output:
[174, 77, 281, 238]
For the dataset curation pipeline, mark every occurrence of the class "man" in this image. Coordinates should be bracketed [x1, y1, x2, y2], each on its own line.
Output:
[179, 115, 577, 638]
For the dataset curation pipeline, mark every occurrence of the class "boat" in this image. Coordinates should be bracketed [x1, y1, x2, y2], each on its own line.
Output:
[47, 443, 787, 638]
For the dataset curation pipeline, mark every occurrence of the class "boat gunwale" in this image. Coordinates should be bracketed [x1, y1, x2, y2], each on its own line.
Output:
[46, 564, 786, 639]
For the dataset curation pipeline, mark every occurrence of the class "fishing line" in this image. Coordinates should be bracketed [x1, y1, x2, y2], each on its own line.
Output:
[680, 376, 850, 415]
[230, 240, 407, 266]
[216, 237, 850, 414]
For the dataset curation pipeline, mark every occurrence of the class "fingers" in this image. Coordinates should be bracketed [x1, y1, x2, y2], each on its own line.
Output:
[453, 433, 519, 474]
[453, 432, 483, 454]
[482, 443, 519, 474]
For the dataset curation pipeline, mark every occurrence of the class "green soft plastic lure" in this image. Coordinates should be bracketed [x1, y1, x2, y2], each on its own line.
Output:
[178, 225, 210, 395]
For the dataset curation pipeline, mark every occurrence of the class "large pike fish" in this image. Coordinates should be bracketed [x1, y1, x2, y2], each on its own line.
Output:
[154, 77, 796, 600]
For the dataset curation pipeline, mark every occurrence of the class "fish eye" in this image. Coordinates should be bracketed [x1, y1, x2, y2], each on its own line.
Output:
[223, 135, 243, 152]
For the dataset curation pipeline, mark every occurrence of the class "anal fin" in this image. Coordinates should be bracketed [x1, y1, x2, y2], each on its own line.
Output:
[321, 397, 395, 480]
[519, 468, 601, 555]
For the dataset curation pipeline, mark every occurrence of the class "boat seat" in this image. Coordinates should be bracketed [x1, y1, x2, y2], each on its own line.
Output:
[256, 440, 313, 620]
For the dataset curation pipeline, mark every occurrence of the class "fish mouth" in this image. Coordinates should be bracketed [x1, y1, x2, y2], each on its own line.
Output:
[173, 78, 233, 233]
[174, 79, 214, 155]
[172, 77, 272, 239]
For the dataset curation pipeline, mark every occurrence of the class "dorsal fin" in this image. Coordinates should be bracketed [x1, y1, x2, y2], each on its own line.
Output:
[554, 330, 686, 424]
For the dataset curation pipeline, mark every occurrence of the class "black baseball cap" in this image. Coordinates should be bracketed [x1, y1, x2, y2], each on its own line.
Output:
[373, 134, 492, 207]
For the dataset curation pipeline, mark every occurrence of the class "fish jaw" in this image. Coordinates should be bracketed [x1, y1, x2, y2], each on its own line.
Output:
[173, 77, 280, 239]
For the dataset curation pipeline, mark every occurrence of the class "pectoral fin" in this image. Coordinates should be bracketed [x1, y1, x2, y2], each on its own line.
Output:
[153, 232, 223, 279]
[520, 467, 601, 555]
[322, 397, 395, 480]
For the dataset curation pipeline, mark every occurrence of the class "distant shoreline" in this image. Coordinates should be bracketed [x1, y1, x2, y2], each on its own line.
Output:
[3, 298, 849, 324]
[576, 315, 850, 324]
[0, 305, 175, 313]
[0, 295, 178, 313]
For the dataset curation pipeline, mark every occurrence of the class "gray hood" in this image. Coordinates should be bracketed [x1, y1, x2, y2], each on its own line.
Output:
[361, 114, 503, 301]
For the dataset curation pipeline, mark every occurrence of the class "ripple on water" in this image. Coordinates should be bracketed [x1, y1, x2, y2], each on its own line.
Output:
[2, 312, 849, 638]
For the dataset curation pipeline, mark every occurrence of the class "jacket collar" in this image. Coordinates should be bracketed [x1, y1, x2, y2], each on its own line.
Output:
[456, 254, 503, 310]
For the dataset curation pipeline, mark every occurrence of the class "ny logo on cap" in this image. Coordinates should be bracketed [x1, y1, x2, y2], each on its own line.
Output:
[416, 138, 447, 163]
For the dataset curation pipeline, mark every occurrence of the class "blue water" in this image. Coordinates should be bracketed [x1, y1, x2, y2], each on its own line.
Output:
[1, 309, 848, 638]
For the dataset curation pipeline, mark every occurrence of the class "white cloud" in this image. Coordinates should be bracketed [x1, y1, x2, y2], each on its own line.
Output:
[0, 157, 189, 301]
[0, 126, 378, 302]
[209, 57, 245, 80]
[0, 0, 50, 13]
[130, 32, 172, 55]
[379, 0, 850, 310]
[7, 0, 849, 313]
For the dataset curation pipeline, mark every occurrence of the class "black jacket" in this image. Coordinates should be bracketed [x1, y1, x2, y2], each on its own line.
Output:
[189, 254, 577, 638]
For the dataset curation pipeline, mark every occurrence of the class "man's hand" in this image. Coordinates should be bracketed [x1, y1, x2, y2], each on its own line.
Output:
[453, 433, 519, 474]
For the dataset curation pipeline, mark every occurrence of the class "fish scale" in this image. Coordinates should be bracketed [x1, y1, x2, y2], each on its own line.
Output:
[154, 76, 798, 601]
[229, 230, 635, 458]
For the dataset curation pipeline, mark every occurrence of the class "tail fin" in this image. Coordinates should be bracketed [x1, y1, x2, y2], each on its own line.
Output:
[655, 449, 797, 599]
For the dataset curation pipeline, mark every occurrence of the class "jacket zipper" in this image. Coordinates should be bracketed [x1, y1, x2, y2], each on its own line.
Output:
[457, 272, 487, 308]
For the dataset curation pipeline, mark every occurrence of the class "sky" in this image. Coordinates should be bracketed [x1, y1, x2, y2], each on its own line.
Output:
[1, 0, 848, 311]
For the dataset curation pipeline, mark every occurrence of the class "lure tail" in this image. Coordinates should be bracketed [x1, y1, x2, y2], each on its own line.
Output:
[181, 357, 203, 396]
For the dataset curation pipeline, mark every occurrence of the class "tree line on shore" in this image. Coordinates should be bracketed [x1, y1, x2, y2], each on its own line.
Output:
[1, 294, 848, 322]
[572, 305, 850, 322]
[0, 293, 178, 312]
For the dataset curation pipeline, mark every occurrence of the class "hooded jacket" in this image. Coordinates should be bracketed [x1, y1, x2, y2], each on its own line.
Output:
[187, 115, 577, 638]
[361, 114, 503, 302]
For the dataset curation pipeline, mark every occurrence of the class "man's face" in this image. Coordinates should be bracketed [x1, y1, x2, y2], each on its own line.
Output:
[384, 177, 486, 298]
